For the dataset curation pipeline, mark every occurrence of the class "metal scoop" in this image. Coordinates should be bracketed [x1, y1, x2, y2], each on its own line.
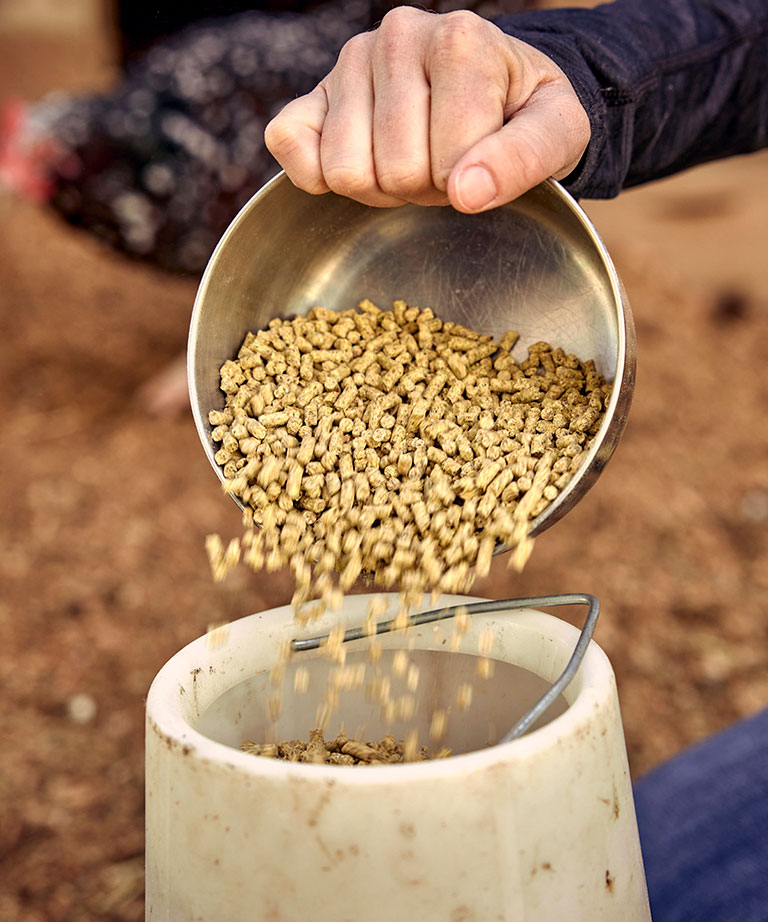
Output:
[188, 171, 635, 540]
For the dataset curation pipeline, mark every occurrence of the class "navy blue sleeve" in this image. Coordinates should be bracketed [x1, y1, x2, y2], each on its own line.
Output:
[492, 0, 768, 198]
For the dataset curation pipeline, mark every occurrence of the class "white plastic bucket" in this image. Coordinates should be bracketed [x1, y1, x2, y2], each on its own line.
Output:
[145, 594, 651, 921]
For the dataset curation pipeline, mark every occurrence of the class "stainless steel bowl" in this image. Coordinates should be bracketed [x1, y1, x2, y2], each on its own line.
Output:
[189, 171, 635, 539]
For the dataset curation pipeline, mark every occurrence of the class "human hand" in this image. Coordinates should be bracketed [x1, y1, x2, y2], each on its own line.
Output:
[264, 7, 590, 212]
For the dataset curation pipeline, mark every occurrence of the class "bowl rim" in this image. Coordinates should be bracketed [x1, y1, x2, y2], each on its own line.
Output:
[187, 171, 635, 540]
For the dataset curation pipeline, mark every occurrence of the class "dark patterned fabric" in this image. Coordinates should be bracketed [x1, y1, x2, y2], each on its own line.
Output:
[36, 0, 527, 273]
[42, 1, 374, 272]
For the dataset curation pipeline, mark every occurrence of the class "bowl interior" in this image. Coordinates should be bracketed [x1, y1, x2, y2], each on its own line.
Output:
[189, 174, 634, 534]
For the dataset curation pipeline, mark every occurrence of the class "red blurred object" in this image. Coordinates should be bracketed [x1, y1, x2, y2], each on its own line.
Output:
[0, 99, 71, 203]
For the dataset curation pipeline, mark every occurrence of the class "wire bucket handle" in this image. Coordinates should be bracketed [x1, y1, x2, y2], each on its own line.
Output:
[291, 593, 600, 745]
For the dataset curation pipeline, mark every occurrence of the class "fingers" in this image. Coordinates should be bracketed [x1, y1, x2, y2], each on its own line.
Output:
[320, 33, 406, 207]
[426, 11, 509, 192]
[268, 31, 407, 206]
[448, 82, 591, 212]
[266, 9, 591, 211]
[371, 8, 446, 205]
[264, 85, 330, 195]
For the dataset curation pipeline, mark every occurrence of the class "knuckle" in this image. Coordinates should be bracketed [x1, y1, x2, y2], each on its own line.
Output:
[377, 161, 430, 199]
[263, 116, 294, 159]
[443, 9, 483, 30]
[506, 138, 550, 190]
[323, 163, 373, 199]
[373, 8, 430, 75]
[264, 116, 328, 194]
[298, 172, 331, 196]
[428, 12, 507, 86]
[431, 10, 485, 60]
[378, 6, 428, 39]
[335, 31, 372, 72]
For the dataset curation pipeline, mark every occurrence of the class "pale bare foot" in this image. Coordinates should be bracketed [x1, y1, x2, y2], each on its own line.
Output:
[135, 353, 190, 417]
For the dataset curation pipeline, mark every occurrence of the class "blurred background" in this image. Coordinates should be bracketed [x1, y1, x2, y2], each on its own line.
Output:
[1, 1, 767, 919]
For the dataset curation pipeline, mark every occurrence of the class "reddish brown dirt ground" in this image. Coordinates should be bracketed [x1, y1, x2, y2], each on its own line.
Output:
[2, 9, 768, 922]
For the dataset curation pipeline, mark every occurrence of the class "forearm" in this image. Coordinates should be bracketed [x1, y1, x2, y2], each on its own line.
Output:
[494, 0, 768, 198]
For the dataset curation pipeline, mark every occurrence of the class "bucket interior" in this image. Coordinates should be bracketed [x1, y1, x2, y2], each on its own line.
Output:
[196, 646, 569, 757]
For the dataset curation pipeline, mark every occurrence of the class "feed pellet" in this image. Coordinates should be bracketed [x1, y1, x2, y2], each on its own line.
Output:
[241, 728, 450, 764]
[206, 298, 609, 614]
[205, 298, 609, 751]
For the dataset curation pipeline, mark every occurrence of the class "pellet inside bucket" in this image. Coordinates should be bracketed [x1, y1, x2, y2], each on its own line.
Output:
[196, 645, 568, 758]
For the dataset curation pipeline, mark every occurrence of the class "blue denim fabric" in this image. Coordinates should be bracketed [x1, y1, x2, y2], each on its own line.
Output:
[633, 708, 768, 922]
[494, 0, 768, 199]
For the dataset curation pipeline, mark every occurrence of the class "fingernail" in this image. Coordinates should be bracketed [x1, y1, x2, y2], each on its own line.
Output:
[455, 165, 497, 212]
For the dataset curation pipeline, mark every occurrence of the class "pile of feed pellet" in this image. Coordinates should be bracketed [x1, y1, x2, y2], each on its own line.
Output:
[241, 729, 449, 764]
[205, 298, 610, 618]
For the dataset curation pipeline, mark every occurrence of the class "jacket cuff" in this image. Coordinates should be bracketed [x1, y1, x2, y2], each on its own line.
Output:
[492, 17, 626, 199]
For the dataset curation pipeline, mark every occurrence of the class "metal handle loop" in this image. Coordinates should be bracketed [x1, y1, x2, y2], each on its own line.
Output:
[291, 593, 600, 744]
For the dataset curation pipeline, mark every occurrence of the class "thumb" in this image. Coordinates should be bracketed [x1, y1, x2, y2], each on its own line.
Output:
[446, 87, 589, 213]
